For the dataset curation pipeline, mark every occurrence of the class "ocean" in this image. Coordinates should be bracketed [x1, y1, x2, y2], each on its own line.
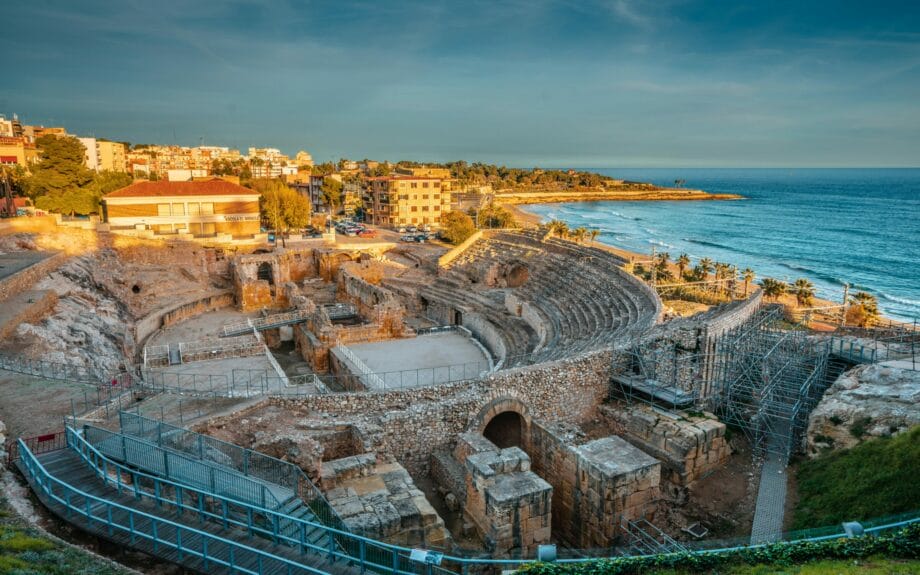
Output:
[521, 168, 920, 322]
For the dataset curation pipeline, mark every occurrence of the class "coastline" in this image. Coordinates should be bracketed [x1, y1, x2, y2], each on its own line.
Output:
[506, 202, 871, 323]
[495, 187, 743, 206]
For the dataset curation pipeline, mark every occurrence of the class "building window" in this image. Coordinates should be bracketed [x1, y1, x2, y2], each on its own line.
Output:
[201, 203, 214, 215]
[433, 181, 440, 187]
[188, 203, 200, 216]
[423, 217, 430, 223]
[411, 206, 418, 212]
[399, 194, 409, 200]
[434, 205, 440, 211]
[172, 203, 185, 216]
[411, 182, 417, 188]
[422, 182, 429, 188]
[422, 206, 429, 212]
[434, 194, 440, 199]
[156, 204, 170, 217]
[422, 194, 428, 200]
[412, 217, 418, 223]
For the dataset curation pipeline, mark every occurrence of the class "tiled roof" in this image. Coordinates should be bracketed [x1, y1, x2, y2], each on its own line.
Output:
[104, 179, 259, 198]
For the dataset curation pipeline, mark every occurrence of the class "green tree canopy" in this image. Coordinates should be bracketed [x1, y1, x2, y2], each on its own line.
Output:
[321, 177, 343, 214]
[26, 135, 99, 215]
[259, 181, 311, 248]
[439, 211, 476, 244]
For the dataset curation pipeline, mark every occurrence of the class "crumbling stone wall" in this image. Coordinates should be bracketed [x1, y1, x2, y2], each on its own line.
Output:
[337, 263, 407, 337]
[232, 250, 318, 310]
[270, 351, 613, 475]
[598, 404, 730, 490]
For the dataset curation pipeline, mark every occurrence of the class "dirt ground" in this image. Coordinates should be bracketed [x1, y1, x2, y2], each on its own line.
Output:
[0, 373, 100, 437]
[679, 437, 760, 539]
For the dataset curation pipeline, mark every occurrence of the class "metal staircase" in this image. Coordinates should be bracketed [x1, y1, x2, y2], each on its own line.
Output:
[15, 431, 356, 574]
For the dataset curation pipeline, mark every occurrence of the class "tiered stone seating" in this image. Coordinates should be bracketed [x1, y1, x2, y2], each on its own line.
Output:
[421, 230, 660, 366]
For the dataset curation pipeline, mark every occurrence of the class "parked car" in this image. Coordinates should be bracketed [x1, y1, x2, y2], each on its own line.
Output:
[397, 226, 407, 233]
[358, 229, 377, 238]
[406, 225, 418, 233]
[420, 224, 432, 232]
[400, 234, 416, 242]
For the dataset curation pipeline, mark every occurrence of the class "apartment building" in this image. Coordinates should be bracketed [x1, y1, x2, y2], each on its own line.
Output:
[0, 137, 35, 166]
[395, 166, 454, 190]
[364, 176, 451, 228]
[102, 179, 261, 238]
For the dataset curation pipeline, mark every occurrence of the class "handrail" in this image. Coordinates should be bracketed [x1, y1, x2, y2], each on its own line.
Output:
[17, 438, 331, 575]
[22, 430, 920, 573]
[117, 411, 349, 536]
[64, 426, 435, 575]
[83, 425, 285, 511]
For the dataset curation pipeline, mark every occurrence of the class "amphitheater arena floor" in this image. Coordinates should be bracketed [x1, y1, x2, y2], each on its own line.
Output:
[346, 332, 491, 389]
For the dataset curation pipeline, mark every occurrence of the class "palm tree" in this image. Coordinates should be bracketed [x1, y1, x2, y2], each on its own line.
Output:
[742, 268, 755, 297]
[698, 257, 714, 281]
[572, 226, 588, 243]
[714, 262, 730, 293]
[548, 219, 569, 239]
[849, 292, 880, 327]
[588, 229, 600, 244]
[657, 251, 670, 267]
[792, 278, 815, 307]
[759, 277, 787, 301]
[677, 254, 690, 282]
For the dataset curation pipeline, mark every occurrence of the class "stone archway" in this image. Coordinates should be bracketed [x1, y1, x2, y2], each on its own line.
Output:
[472, 396, 532, 452]
[484, 411, 524, 449]
[257, 261, 274, 285]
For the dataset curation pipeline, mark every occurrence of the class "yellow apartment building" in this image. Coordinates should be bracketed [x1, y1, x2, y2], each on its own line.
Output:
[97, 140, 127, 172]
[365, 176, 451, 228]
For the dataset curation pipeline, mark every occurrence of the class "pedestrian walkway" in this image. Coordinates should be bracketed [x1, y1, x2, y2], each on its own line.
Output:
[750, 445, 788, 544]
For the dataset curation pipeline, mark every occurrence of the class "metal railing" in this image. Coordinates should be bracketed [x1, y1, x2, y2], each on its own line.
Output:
[84, 425, 285, 511]
[0, 354, 109, 384]
[117, 411, 348, 535]
[333, 344, 387, 389]
[16, 430, 920, 574]
[64, 426, 449, 575]
[17, 439, 332, 575]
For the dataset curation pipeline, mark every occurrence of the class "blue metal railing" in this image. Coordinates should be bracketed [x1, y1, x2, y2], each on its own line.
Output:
[118, 411, 349, 535]
[61, 427, 459, 575]
[83, 425, 286, 512]
[17, 437, 330, 575]
[22, 431, 920, 575]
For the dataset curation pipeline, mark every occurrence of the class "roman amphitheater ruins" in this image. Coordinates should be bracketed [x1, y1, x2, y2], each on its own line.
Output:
[0, 219, 916, 573]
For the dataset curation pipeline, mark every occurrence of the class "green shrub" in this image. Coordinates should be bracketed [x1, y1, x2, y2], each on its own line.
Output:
[828, 415, 843, 426]
[849, 416, 873, 439]
[514, 523, 920, 574]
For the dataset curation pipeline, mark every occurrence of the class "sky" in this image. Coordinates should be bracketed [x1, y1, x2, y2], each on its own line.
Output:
[2, 0, 919, 168]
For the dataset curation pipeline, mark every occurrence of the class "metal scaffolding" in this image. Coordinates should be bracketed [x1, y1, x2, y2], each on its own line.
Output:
[611, 337, 703, 411]
[711, 306, 830, 462]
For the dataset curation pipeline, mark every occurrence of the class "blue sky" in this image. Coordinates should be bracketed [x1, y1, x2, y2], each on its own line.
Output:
[2, 0, 918, 167]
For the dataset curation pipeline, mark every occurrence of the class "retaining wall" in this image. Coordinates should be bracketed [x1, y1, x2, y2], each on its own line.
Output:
[0, 252, 68, 303]
[437, 230, 483, 268]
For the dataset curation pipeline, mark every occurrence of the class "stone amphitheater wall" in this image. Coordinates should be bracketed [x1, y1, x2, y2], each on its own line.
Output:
[461, 311, 509, 365]
[133, 291, 234, 350]
[269, 350, 612, 475]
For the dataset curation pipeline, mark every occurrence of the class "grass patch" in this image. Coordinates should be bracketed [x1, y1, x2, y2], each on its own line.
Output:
[793, 426, 920, 529]
[645, 557, 920, 574]
[0, 496, 132, 575]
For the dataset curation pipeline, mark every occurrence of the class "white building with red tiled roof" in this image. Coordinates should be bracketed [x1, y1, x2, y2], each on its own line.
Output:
[102, 179, 261, 238]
